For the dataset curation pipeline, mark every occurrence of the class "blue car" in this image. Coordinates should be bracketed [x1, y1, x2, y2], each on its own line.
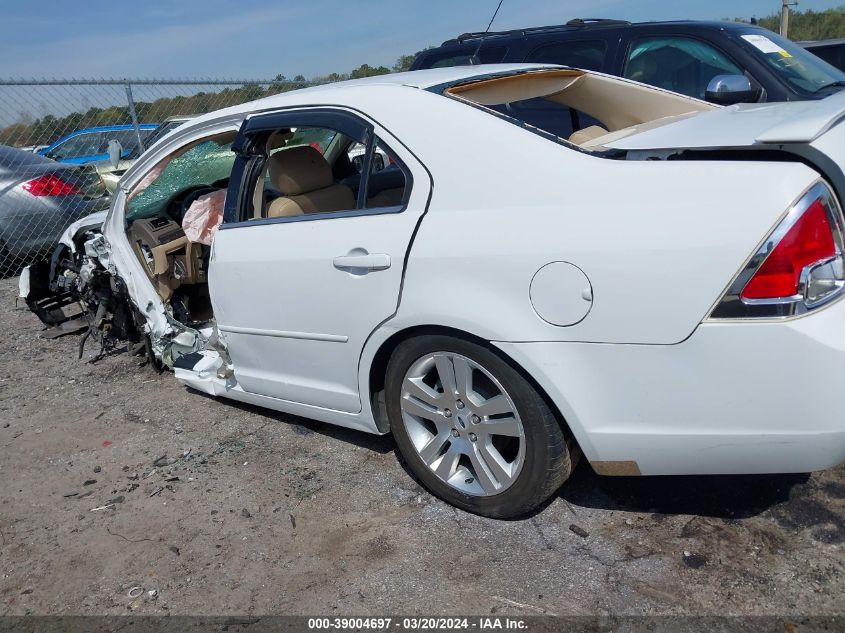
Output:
[39, 124, 157, 164]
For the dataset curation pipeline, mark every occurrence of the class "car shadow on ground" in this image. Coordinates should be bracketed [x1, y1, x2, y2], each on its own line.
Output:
[189, 388, 814, 522]
[559, 460, 809, 520]
[186, 388, 396, 454]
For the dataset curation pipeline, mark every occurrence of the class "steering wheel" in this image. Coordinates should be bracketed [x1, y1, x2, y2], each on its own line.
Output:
[165, 185, 220, 224]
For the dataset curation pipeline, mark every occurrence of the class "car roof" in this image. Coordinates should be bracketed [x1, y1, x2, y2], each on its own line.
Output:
[175, 64, 555, 133]
[278, 63, 553, 93]
[62, 124, 157, 135]
[45, 124, 159, 149]
[438, 19, 764, 45]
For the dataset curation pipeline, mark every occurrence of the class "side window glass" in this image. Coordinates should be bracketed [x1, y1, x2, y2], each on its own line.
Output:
[623, 36, 744, 99]
[53, 133, 98, 160]
[48, 136, 73, 160]
[526, 40, 607, 71]
[85, 133, 105, 156]
[111, 129, 143, 153]
[261, 126, 356, 219]
[95, 132, 113, 154]
[364, 138, 407, 210]
[427, 46, 507, 68]
[126, 138, 236, 221]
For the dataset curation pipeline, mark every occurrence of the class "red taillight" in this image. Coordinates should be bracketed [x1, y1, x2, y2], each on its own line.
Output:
[21, 174, 80, 197]
[741, 198, 836, 300]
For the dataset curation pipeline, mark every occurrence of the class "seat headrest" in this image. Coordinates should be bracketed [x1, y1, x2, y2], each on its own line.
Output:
[267, 145, 333, 196]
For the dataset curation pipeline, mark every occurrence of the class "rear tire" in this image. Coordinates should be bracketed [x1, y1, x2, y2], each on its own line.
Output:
[386, 334, 572, 519]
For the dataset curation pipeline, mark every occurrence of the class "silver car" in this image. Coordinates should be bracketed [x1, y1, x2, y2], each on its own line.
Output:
[0, 146, 108, 276]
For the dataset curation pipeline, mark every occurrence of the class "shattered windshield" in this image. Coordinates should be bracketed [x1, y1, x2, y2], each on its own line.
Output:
[733, 29, 845, 94]
[126, 139, 235, 221]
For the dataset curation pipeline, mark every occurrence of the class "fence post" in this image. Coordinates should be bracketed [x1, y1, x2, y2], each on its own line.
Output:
[124, 81, 144, 153]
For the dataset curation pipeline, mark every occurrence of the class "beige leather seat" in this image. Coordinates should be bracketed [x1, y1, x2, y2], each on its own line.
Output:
[569, 125, 609, 146]
[267, 146, 355, 218]
[367, 187, 405, 208]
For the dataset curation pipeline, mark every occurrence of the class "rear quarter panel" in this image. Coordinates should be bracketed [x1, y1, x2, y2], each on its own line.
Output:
[370, 90, 820, 344]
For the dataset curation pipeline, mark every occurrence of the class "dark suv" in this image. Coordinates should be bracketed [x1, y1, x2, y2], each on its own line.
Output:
[411, 19, 845, 103]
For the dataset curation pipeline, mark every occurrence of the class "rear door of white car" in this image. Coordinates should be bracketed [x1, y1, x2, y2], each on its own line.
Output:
[209, 108, 431, 413]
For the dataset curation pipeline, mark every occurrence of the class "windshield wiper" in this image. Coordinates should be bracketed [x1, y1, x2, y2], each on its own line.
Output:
[814, 81, 845, 93]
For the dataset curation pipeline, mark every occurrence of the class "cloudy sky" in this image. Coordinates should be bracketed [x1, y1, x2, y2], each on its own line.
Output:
[2, 0, 843, 79]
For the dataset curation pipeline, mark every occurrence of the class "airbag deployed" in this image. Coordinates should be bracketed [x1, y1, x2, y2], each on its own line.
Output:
[182, 189, 226, 245]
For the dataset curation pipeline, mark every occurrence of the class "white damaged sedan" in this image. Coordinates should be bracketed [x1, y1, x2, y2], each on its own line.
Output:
[21, 65, 845, 518]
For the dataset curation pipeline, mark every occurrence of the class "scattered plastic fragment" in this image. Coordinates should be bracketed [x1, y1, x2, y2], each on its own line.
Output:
[569, 524, 589, 538]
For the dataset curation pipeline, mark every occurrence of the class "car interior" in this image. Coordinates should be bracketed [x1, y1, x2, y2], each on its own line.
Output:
[444, 68, 714, 149]
[122, 126, 407, 326]
[250, 127, 407, 219]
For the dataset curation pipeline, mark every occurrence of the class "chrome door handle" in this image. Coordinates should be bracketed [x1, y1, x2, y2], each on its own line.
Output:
[333, 253, 392, 271]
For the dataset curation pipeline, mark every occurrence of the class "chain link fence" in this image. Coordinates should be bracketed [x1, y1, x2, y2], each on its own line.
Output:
[0, 78, 316, 277]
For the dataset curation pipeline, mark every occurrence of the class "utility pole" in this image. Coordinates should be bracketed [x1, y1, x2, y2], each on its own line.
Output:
[781, 0, 798, 38]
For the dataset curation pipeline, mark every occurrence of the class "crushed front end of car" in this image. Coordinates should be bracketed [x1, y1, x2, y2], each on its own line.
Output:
[19, 213, 152, 363]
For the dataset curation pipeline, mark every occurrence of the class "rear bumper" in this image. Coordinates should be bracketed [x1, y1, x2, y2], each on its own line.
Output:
[494, 297, 845, 476]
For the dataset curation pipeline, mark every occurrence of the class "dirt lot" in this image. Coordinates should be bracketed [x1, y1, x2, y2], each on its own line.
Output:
[0, 276, 843, 618]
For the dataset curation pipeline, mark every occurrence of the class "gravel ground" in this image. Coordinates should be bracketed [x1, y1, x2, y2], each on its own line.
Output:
[0, 276, 843, 617]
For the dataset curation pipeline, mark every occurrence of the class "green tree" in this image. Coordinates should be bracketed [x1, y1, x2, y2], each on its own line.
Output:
[733, 5, 845, 40]
[0, 48, 437, 147]
[349, 63, 391, 79]
[392, 54, 416, 72]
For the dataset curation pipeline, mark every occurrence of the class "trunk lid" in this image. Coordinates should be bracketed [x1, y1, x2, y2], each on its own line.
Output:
[603, 90, 845, 152]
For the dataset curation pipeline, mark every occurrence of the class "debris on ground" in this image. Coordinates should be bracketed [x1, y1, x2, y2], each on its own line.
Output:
[152, 455, 172, 468]
[682, 551, 708, 569]
[1, 277, 842, 617]
[569, 524, 590, 538]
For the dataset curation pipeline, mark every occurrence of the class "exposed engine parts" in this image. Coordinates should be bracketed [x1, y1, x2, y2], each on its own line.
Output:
[25, 230, 144, 363]
[24, 226, 213, 369]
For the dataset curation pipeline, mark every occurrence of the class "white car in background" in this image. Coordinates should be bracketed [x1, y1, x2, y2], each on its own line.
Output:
[21, 64, 845, 518]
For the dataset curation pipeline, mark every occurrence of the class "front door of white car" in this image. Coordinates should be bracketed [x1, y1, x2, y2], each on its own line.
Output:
[209, 108, 431, 413]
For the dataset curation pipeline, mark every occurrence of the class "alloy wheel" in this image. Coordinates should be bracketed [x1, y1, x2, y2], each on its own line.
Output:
[399, 352, 525, 497]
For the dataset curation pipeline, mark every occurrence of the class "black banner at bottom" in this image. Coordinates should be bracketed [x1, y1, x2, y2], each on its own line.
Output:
[0, 616, 842, 633]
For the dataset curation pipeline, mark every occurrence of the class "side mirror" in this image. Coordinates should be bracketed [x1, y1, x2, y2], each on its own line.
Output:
[705, 74, 761, 105]
[107, 139, 123, 168]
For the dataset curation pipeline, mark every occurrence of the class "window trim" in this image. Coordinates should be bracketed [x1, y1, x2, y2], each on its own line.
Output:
[221, 107, 413, 229]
